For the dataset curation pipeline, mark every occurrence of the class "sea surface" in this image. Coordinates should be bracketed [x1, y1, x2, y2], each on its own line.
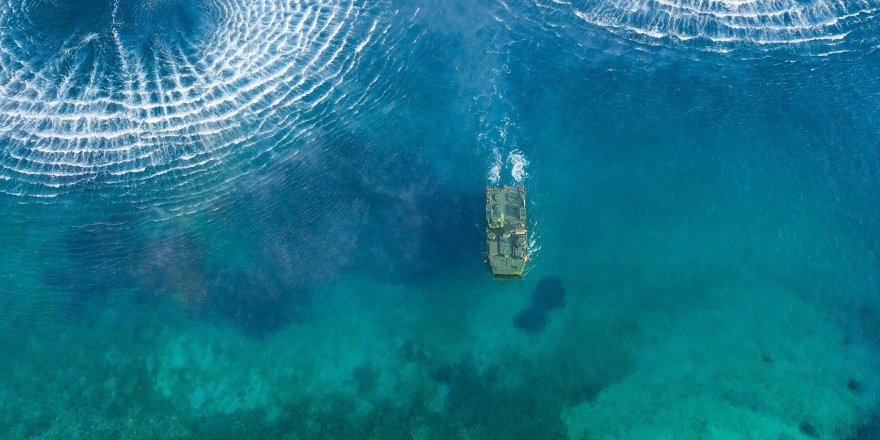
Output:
[1, 0, 879, 438]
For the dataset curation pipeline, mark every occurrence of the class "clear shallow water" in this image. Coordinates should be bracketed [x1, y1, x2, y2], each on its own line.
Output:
[1, 0, 879, 438]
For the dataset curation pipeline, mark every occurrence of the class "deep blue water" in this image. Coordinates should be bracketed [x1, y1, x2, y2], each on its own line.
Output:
[1, 0, 879, 438]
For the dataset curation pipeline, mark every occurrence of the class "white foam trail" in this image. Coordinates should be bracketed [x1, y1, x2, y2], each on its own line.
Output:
[507, 150, 529, 183]
[488, 147, 503, 184]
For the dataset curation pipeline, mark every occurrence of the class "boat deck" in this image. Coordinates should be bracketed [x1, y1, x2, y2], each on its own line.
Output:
[486, 185, 529, 277]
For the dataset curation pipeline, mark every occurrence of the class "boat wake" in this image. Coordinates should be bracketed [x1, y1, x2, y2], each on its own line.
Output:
[508, 150, 529, 183]
[473, 58, 529, 186]
[487, 150, 529, 184]
[488, 148, 503, 184]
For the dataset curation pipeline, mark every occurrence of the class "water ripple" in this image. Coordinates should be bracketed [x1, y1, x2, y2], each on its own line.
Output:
[0, 0, 408, 214]
[494, 0, 880, 59]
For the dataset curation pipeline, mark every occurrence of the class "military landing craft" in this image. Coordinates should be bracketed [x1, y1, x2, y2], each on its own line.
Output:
[486, 185, 530, 277]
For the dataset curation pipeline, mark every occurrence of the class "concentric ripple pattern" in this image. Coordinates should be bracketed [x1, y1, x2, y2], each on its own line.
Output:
[573, 0, 880, 54]
[494, 0, 880, 57]
[0, 0, 401, 209]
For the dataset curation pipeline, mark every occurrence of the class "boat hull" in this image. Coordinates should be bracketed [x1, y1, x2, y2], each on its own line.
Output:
[486, 185, 530, 277]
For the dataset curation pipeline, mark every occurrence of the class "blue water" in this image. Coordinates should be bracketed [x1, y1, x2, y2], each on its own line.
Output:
[1, 0, 879, 438]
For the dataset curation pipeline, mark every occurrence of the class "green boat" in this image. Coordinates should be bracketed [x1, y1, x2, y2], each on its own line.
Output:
[486, 185, 530, 277]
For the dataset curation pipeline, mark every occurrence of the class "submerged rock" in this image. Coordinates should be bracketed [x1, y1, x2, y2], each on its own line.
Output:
[847, 377, 863, 394]
[799, 421, 819, 438]
[514, 276, 567, 334]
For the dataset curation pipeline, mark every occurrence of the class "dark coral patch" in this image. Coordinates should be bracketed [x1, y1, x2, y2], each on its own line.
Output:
[209, 268, 310, 339]
[799, 421, 819, 438]
[514, 306, 550, 334]
[514, 276, 567, 334]
[847, 377, 863, 394]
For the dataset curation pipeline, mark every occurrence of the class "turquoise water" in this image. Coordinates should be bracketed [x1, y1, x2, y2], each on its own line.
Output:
[1, 0, 880, 438]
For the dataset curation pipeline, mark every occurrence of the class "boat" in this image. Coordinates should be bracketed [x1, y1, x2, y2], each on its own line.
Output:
[486, 185, 530, 277]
